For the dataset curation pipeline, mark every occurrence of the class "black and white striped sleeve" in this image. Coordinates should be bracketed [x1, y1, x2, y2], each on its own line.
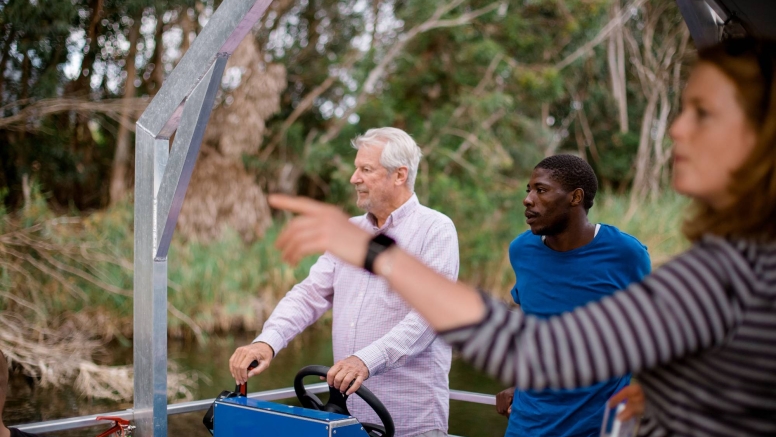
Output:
[439, 237, 745, 389]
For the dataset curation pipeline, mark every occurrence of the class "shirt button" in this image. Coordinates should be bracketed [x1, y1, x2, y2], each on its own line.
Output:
[350, 323, 355, 327]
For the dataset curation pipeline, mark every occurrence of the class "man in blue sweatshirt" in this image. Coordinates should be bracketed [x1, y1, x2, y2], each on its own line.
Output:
[495, 154, 651, 436]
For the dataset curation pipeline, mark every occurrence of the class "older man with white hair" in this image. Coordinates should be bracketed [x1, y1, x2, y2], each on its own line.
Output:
[230, 127, 459, 437]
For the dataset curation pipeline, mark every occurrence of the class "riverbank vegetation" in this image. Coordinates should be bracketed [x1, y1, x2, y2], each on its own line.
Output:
[1, 184, 688, 339]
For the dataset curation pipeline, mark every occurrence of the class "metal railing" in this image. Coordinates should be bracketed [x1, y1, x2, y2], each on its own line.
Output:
[15, 384, 495, 434]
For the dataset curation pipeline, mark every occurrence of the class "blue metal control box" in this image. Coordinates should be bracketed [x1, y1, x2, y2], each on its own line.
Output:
[213, 397, 370, 437]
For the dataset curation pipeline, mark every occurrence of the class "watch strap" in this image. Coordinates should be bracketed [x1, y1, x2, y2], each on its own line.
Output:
[364, 234, 396, 274]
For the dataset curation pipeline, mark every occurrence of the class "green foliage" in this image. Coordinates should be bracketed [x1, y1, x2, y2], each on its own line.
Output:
[165, 224, 319, 335]
[1, 0, 687, 212]
[595, 131, 641, 185]
[0, 0, 195, 209]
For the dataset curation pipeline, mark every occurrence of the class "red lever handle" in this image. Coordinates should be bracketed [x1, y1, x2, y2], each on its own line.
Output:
[236, 360, 259, 396]
[96, 416, 130, 425]
[95, 416, 132, 437]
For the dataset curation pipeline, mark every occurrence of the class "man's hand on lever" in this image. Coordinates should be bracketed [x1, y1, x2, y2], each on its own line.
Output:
[326, 356, 370, 396]
[229, 341, 274, 385]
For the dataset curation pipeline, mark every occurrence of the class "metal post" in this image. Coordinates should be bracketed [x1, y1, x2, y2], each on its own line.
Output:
[133, 129, 170, 437]
[133, 1, 273, 435]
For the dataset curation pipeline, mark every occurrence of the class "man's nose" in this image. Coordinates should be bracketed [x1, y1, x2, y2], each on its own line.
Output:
[523, 192, 533, 207]
[350, 169, 360, 184]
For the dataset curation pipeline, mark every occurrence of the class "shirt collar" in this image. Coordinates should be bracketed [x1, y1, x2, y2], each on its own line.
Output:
[366, 194, 419, 230]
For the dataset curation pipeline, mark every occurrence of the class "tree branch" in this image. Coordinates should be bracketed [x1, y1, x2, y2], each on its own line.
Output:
[0, 98, 148, 131]
[554, 0, 647, 71]
[424, 52, 504, 156]
[318, 0, 503, 145]
[261, 51, 361, 160]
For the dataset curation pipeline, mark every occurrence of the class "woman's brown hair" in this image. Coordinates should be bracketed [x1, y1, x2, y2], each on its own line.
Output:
[683, 37, 776, 242]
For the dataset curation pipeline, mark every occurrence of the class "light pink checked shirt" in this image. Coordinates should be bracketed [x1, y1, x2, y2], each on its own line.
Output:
[255, 194, 459, 436]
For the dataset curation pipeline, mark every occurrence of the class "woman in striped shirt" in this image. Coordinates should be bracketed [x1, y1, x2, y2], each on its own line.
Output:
[269, 37, 776, 436]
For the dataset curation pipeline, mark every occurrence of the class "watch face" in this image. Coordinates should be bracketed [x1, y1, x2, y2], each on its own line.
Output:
[364, 234, 396, 273]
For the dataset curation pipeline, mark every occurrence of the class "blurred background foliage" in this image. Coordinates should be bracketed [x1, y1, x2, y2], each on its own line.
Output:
[1, 0, 693, 396]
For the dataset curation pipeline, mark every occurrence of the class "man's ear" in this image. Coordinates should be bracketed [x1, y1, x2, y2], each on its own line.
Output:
[570, 188, 585, 207]
[394, 167, 408, 186]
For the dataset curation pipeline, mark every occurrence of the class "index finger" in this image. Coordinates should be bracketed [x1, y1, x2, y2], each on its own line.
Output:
[239, 355, 260, 382]
[229, 350, 246, 382]
[268, 194, 324, 215]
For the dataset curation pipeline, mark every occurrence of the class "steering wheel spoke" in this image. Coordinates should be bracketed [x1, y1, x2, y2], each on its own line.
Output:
[298, 391, 325, 410]
[361, 422, 387, 437]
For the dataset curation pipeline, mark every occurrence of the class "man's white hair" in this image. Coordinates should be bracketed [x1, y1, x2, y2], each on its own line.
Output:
[351, 127, 422, 191]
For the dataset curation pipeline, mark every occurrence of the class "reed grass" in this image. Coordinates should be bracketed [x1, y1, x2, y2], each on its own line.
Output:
[2, 189, 691, 338]
[590, 192, 690, 266]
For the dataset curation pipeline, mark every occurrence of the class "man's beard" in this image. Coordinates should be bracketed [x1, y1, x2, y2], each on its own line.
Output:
[355, 182, 391, 213]
[356, 196, 372, 212]
[355, 186, 373, 212]
[532, 211, 570, 236]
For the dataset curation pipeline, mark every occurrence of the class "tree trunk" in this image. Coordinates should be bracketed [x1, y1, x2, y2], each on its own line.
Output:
[19, 52, 30, 141]
[109, 18, 141, 206]
[0, 27, 16, 110]
[630, 87, 659, 204]
[20, 52, 30, 102]
[649, 86, 671, 199]
[615, 1, 627, 133]
[65, 0, 103, 207]
[72, 0, 104, 95]
[150, 10, 166, 95]
[178, 8, 194, 62]
[607, 0, 628, 133]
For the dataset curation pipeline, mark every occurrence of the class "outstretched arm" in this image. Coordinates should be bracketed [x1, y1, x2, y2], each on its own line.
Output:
[270, 194, 739, 389]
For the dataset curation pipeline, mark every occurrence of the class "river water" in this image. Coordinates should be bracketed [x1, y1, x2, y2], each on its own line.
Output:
[5, 328, 508, 436]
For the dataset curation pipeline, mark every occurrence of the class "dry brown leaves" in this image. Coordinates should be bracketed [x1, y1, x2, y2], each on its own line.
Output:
[178, 36, 287, 243]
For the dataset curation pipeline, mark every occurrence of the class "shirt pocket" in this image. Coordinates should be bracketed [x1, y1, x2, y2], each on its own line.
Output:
[372, 279, 410, 321]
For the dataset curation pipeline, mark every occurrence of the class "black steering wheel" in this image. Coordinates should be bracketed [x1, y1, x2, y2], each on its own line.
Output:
[294, 365, 395, 437]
